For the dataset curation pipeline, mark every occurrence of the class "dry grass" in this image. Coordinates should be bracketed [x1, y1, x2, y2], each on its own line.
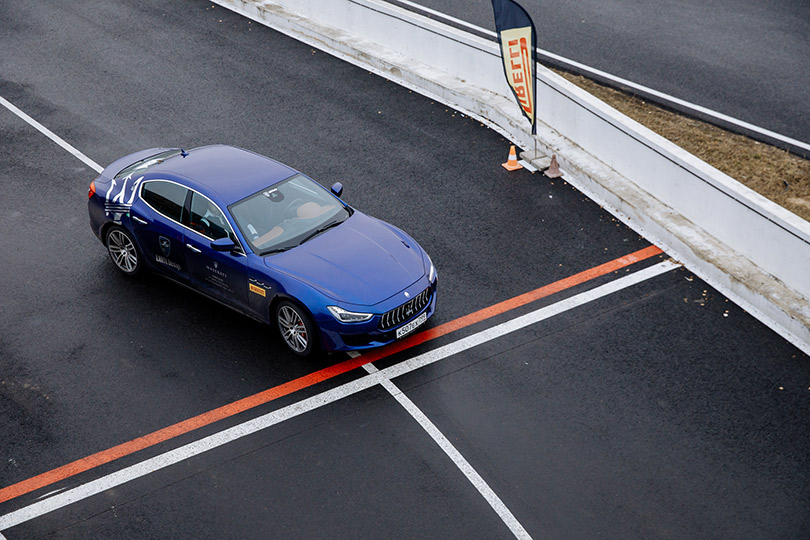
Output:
[557, 72, 810, 223]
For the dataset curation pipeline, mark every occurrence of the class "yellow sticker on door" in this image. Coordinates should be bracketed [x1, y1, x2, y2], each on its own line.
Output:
[249, 283, 266, 297]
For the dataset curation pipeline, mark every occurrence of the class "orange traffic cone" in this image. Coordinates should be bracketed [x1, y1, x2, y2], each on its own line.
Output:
[501, 145, 523, 171]
[544, 154, 563, 178]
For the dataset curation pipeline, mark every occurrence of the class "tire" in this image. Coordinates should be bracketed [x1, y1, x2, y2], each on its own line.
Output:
[105, 225, 142, 276]
[275, 300, 317, 356]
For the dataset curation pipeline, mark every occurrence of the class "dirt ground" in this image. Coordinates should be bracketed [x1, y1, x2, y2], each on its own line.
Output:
[558, 72, 810, 223]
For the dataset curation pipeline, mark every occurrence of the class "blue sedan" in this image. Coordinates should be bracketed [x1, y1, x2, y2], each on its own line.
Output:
[88, 145, 437, 356]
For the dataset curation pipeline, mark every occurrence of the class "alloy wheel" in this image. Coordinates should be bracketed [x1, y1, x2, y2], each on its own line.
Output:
[278, 304, 309, 354]
[107, 229, 139, 274]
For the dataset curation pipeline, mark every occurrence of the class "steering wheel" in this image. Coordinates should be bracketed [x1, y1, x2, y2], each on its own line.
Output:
[282, 198, 305, 219]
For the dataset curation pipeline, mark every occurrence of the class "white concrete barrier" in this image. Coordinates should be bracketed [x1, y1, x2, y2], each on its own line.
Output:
[215, 0, 810, 354]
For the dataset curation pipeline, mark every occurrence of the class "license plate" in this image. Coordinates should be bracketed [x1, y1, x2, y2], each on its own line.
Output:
[396, 311, 427, 339]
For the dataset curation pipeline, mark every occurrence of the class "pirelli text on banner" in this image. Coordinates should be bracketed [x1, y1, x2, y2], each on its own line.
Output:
[491, 0, 538, 134]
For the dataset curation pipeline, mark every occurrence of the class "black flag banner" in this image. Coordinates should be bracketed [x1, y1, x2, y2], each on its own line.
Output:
[491, 0, 537, 134]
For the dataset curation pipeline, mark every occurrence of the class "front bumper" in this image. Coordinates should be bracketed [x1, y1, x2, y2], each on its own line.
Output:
[317, 277, 438, 352]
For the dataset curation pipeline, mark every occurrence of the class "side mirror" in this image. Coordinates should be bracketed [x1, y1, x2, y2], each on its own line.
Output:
[211, 237, 236, 253]
[331, 182, 344, 198]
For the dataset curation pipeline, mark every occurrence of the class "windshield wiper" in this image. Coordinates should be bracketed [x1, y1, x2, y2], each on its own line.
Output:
[298, 219, 344, 246]
[260, 246, 292, 256]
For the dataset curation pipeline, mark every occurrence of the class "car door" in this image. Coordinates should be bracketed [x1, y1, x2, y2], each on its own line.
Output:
[183, 190, 250, 312]
[130, 180, 190, 282]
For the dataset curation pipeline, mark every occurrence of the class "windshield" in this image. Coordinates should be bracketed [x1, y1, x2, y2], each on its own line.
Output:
[229, 174, 351, 255]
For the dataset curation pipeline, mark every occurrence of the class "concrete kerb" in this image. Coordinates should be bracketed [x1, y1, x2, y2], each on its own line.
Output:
[213, 0, 810, 355]
[546, 139, 810, 354]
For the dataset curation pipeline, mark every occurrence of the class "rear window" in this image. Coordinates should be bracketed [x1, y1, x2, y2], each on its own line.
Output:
[141, 181, 188, 223]
[115, 149, 181, 180]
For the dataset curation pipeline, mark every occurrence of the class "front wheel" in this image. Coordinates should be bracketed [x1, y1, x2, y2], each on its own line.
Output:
[105, 225, 142, 276]
[275, 300, 317, 356]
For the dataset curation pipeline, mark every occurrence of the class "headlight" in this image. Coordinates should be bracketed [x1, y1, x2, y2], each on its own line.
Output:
[327, 306, 373, 323]
[427, 254, 436, 282]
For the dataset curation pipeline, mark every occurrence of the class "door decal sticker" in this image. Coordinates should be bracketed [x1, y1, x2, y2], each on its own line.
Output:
[105, 174, 144, 223]
[159, 236, 172, 257]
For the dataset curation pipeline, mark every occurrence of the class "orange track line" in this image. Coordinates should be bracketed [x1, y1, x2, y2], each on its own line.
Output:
[0, 245, 662, 505]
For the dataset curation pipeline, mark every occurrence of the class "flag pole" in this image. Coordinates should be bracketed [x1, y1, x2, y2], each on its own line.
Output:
[491, 0, 538, 157]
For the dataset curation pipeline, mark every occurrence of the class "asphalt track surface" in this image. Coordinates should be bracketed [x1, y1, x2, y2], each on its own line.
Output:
[1, 1, 809, 539]
[414, 0, 810, 145]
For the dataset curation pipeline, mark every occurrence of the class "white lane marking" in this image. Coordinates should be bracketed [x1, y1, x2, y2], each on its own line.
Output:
[395, 0, 489, 35]
[0, 260, 678, 531]
[0, 374, 383, 531]
[364, 363, 532, 539]
[382, 260, 679, 381]
[0, 95, 103, 173]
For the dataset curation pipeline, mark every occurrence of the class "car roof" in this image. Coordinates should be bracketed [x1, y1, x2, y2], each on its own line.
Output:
[146, 145, 298, 203]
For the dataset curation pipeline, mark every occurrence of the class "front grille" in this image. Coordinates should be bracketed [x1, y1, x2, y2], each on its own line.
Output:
[379, 287, 432, 331]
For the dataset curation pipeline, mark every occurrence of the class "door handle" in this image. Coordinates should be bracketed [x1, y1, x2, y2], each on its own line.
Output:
[186, 243, 201, 253]
[131, 215, 147, 225]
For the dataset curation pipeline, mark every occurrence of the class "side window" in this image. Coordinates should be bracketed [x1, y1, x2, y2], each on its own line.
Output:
[189, 192, 231, 241]
[142, 181, 188, 223]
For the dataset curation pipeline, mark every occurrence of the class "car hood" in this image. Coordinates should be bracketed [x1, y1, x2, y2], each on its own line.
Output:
[264, 213, 426, 305]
